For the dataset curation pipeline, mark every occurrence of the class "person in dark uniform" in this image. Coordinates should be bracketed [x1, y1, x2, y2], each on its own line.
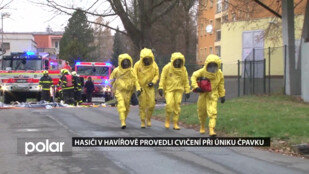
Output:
[58, 69, 74, 104]
[84, 76, 95, 103]
[39, 70, 53, 102]
[72, 71, 83, 106]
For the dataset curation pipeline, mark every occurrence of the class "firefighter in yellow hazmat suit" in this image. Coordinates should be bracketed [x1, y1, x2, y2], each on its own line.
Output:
[110, 53, 142, 129]
[158, 52, 191, 130]
[191, 54, 225, 137]
[134, 48, 159, 128]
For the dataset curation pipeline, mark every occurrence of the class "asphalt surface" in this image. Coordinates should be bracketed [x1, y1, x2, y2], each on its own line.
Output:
[0, 106, 308, 174]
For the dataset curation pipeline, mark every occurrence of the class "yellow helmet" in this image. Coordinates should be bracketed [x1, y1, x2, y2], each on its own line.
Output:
[61, 69, 66, 75]
[43, 70, 48, 75]
[64, 69, 69, 75]
[71, 71, 77, 76]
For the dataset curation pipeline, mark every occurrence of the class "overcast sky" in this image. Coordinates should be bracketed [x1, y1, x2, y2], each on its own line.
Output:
[2, 0, 122, 33]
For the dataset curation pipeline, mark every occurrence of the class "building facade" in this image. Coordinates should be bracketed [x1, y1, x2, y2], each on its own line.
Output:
[197, 0, 306, 76]
[1, 33, 37, 56]
[33, 32, 63, 56]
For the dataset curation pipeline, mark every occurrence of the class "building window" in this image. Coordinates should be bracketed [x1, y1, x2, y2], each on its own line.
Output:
[205, 48, 207, 57]
[223, 15, 229, 23]
[1, 42, 10, 51]
[216, 30, 221, 41]
[217, 0, 222, 13]
[232, 12, 236, 21]
[238, 11, 242, 19]
[215, 46, 221, 57]
[223, 0, 229, 11]
[209, 47, 213, 54]
[55, 41, 59, 48]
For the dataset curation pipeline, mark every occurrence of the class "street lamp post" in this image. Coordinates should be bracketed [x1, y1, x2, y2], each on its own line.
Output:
[1, 13, 10, 56]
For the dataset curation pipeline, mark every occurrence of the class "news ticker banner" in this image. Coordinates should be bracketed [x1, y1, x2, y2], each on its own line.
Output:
[72, 137, 270, 147]
[16, 137, 270, 156]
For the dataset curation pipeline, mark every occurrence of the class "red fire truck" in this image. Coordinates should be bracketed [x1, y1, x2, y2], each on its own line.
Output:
[0, 52, 62, 104]
[75, 62, 113, 102]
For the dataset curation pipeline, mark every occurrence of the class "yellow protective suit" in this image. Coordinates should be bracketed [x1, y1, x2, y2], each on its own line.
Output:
[110, 53, 141, 129]
[191, 54, 225, 135]
[134, 48, 159, 128]
[158, 52, 191, 130]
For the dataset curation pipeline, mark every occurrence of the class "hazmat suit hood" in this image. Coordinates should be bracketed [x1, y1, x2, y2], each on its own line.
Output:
[118, 53, 133, 73]
[110, 53, 140, 92]
[170, 52, 185, 71]
[134, 48, 159, 87]
[204, 54, 221, 79]
[140, 48, 155, 66]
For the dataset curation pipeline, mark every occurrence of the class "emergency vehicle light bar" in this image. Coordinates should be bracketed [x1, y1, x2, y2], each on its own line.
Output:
[75, 62, 112, 66]
[75, 62, 92, 66]
[26, 51, 35, 56]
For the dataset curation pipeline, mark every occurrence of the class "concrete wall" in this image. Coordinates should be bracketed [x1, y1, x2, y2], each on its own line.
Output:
[221, 16, 304, 76]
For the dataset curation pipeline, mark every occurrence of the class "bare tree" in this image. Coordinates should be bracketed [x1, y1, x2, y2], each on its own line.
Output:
[152, 0, 197, 60]
[32, 0, 182, 51]
[90, 17, 114, 62]
[0, 0, 13, 11]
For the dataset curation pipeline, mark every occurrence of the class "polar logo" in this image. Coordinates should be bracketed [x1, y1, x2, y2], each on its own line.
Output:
[25, 139, 65, 155]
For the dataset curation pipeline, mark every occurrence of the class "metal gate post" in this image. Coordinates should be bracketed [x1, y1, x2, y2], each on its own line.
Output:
[238, 60, 240, 97]
[244, 59, 246, 95]
[264, 58, 266, 94]
[268, 47, 271, 95]
[253, 48, 255, 94]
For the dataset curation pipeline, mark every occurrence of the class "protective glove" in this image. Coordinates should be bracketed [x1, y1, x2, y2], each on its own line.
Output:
[158, 89, 164, 97]
[220, 96, 226, 103]
[148, 82, 154, 87]
[136, 90, 142, 97]
[185, 93, 190, 99]
[194, 87, 203, 93]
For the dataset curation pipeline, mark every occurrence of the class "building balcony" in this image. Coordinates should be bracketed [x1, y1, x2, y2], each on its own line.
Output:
[215, 30, 221, 42]
[216, 3, 222, 14]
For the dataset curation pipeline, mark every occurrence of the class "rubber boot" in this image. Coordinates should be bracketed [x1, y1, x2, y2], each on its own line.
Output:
[165, 120, 170, 129]
[209, 118, 216, 137]
[141, 119, 146, 128]
[146, 118, 151, 127]
[200, 125, 205, 134]
[120, 112, 126, 129]
[173, 114, 180, 130]
[200, 117, 206, 134]
[121, 120, 126, 129]
[165, 113, 170, 129]
[209, 128, 216, 137]
[146, 112, 151, 127]
[173, 122, 180, 130]
[146, 109, 153, 127]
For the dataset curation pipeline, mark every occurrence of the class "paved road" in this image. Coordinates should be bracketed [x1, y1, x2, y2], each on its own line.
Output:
[0, 106, 308, 174]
